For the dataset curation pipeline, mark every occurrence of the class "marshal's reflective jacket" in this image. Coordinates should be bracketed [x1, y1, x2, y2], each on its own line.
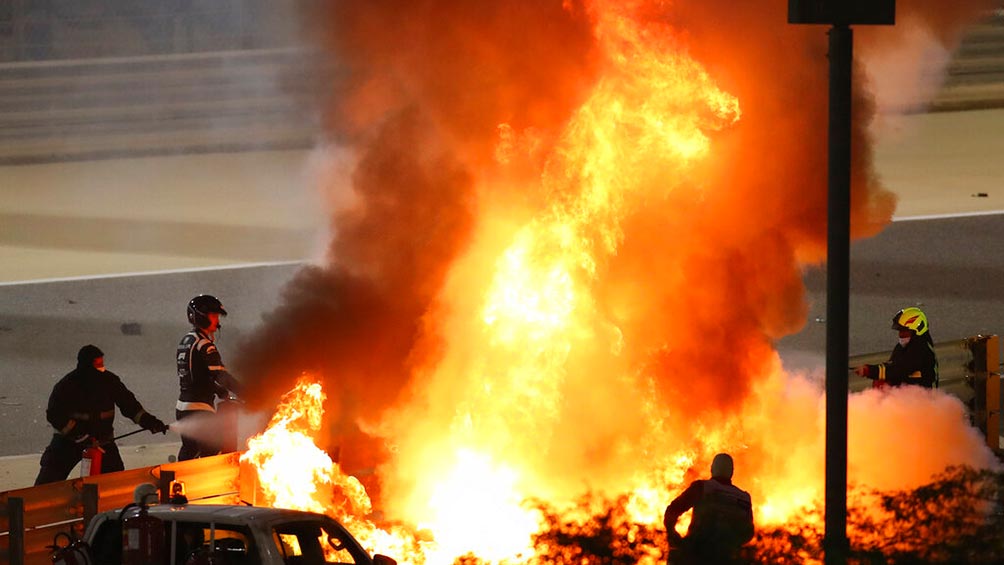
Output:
[176, 328, 242, 412]
[862, 335, 939, 388]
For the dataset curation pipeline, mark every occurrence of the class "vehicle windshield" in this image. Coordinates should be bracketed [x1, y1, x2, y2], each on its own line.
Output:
[173, 522, 254, 565]
[87, 516, 255, 565]
[272, 521, 366, 565]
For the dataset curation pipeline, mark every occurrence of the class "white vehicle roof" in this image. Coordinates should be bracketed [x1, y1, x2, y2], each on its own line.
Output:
[107, 503, 341, 527]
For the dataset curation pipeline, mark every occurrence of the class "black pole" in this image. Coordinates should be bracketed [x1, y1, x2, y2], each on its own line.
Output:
[824, 22, 852, 565]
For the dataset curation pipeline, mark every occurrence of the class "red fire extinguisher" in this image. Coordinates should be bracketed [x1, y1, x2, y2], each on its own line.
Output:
[48, 531, 92, 565]
[121, 500, 165, 565]
[80, 443, 104, 478]
[81, 429, 147, 478]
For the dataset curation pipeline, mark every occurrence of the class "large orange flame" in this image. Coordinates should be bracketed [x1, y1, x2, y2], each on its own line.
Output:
[237, 1, 1002, 564]
[241, 379, 371, 518]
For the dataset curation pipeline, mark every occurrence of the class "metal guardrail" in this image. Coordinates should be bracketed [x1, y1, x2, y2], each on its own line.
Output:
[849, 335, 1003, 452]
[849, 338, 976, 397]
[0, 451, 240, 565]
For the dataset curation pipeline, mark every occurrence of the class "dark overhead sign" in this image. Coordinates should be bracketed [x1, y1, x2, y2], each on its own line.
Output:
[789, 0, 895, 25]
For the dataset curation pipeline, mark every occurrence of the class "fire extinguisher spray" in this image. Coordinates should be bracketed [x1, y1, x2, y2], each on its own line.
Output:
[80, 443, 104, 478]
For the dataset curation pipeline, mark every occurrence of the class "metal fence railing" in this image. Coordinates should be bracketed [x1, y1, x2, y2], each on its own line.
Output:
[0, 452, 241, 565]
[849, 334, 1003, 452]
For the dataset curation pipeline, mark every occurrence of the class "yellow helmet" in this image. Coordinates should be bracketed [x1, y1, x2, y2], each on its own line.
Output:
[891, 307, 928, 336]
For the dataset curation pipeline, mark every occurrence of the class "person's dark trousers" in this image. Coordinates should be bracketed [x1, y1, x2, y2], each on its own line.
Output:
[34, 435, 125, 485]
[667, 542, 697, 565]
[100, 442, 125, 474]
[176, 409, 221, 461]
[668, 538, 745, 565]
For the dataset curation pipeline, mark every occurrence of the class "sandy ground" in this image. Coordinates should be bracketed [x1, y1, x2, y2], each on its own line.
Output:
[1, 110, 1002, 490]
[1, 110, 1002, 284]
[1, 110, 1002, 283]
[0, 442, 181, 492]
[0, 149, 327, 283]
[875, 109, 1004, 219]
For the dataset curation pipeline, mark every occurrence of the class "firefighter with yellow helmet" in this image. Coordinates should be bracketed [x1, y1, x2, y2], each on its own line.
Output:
[854, 307, 939, 388]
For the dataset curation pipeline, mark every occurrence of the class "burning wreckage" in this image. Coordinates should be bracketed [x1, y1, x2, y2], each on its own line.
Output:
[5, 1, 1004, 564]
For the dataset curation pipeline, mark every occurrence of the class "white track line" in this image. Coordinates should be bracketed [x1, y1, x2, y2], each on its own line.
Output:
[2, 211, 1000, 286]
[0, 453, 40, 462]
[893, 209, 1004, 222]
[0, 260, 307, 287]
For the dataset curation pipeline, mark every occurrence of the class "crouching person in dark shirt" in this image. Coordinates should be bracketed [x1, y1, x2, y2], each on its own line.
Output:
[855, 307, 938, 389]
[34, 345, 168, 485]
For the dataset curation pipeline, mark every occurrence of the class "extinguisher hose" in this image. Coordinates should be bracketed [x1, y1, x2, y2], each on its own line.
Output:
[47, 530, 73, 550]
[96, 428, 147, 447]
[47, 530, 92, 559]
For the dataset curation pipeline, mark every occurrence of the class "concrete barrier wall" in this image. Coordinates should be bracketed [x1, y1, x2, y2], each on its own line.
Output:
[1, 15, 1003, 164]
[0, 1, 304, 63]
[931, 21, 1004, 112]
[0, 148, 324, 282]
[0, 48, 323, 165]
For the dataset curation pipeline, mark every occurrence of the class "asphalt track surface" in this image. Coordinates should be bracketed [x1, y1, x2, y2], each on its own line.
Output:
[0, 263, 302, 458]
[778, 212, 1004, 371]
[2, 213, 1003, 460]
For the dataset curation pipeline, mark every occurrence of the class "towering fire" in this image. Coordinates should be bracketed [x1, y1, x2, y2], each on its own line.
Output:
[235, 1, 1002, 563]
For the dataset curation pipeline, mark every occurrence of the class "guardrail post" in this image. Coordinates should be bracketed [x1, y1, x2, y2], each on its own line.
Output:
[82, 483, 99, 533]
[987, 335, 1002, 450]
[967, 333, 999, 449]
[8, 496, 24, 565]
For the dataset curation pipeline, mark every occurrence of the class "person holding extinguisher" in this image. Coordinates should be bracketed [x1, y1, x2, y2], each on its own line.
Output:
[854, 307, 939, 389]
[175, 295, 243, 461]
[34, 345, 169, 485]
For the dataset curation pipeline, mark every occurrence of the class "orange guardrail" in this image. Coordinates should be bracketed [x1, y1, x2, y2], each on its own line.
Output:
[849, 334, 1002, 451]
[0, 451, 239, 565]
